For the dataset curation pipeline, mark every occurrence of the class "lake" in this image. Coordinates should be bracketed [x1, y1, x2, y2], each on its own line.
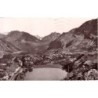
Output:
[24, 68, 67, 80]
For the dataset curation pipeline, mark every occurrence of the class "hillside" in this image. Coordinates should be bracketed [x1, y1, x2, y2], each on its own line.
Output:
[41, 32, 60, 43]
[0, 39, 19, 53]
[47, 19, 97, 53]
[5, 30, 40, 53]
[36, 32, 61, 53]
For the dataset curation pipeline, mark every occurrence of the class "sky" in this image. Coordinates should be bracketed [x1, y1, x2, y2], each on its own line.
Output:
[0, 18, 94, 37]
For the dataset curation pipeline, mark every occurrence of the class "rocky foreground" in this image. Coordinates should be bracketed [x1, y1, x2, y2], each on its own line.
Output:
[0, 53, 97, 80]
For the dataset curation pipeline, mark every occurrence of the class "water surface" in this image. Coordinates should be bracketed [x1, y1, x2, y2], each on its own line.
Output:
[25, 68, 67, 80]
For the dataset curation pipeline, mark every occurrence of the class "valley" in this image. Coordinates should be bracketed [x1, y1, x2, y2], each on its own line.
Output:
[0, 18, 97, 80]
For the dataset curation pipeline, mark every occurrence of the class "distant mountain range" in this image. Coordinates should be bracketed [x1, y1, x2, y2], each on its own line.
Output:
[0, 18, 97, 56]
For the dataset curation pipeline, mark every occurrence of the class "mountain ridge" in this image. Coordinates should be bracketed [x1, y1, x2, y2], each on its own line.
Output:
[0, 18, 97, 55]
[47, 19, 97, 53]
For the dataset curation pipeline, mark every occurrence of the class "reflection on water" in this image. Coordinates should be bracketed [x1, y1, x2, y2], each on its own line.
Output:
[25, 68, 67, 80]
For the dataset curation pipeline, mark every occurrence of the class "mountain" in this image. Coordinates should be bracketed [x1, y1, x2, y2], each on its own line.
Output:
[0, 34, 5, 39]
[36, 32, 61, 53]
[74, 19, 97, 38]
[47, 19, 97, 53]
[41, 32, 60, 43]
[0, 19, 97, 55]
[35, 35, 42, 40]
[0, 39, 19, 54]
[5, 30, 40, 53]
[5, 30, 39, 42]
[3, 31, 61, 54]
[0, 32, 19, 56]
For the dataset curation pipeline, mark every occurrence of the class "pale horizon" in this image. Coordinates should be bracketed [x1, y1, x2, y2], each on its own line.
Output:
[0, 18, 94, 37]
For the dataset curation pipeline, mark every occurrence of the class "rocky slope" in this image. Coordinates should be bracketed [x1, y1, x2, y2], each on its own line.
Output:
[47, 19, 97, 53]
[36, 32, 61, 53]
[41, 32, 60, 43]
[0, 39, 19, 53]
[4, 30, 40, 53]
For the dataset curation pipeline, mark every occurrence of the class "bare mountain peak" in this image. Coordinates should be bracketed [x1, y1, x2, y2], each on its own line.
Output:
[8, 30, 22, 36]
[75, 18, 97, 36]
[42, 32, 60, 42]
[48, 18, 97, 52]
[59, 18, 97, 38]
[50, 32, 60, 35]
[6, 30, 40, 42]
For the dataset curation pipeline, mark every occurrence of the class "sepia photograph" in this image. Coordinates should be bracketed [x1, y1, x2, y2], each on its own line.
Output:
[0, 18, 97, 81]
[0, 1, 98, 98]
